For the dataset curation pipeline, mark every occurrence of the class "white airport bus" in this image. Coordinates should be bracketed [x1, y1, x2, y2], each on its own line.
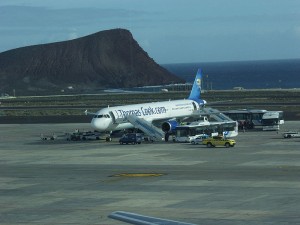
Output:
[262, 111, 284, 131]
[222, 109, 267, 129]
[174, 121, 238, 142]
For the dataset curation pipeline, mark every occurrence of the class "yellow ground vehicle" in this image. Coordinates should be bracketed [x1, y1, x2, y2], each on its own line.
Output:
[202, 136, 236, 148]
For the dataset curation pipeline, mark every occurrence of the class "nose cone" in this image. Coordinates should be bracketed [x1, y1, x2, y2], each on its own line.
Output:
[91, 118, 110, 131]
[91, 118, 106, 131]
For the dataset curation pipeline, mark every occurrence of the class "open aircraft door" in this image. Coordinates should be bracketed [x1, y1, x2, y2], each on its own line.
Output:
[109, 111, 116, 124]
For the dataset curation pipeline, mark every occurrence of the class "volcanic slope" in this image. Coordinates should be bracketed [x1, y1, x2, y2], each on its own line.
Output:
[0, 29, 183, 94]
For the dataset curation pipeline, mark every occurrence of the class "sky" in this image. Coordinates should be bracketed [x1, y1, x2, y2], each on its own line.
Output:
[0, 0, 300, 64]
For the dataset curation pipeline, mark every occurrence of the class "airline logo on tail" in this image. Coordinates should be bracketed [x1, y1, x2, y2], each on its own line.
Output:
[188, 69, 204, 104]
[196, 78, 201, 87]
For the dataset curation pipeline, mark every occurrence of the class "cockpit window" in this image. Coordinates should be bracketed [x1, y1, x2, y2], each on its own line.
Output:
[94, 114, 110, 118]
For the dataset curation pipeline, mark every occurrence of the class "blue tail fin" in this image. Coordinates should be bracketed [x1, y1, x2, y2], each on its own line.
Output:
[188, 68, 202, 102]
[188, 69, 206, 106]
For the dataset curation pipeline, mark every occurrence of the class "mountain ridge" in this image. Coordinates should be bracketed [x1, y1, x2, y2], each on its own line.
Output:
[0, 28, 183, 95]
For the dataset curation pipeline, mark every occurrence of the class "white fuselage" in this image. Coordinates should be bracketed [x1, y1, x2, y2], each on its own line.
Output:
[91, 99, 201, 132]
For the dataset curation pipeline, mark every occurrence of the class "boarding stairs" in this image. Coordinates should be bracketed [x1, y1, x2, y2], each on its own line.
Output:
[126, 115, 165, 141]
[193, 107, 233, 122]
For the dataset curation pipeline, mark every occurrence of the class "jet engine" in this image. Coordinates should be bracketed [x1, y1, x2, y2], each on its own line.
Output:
[162, 120, 178, 133]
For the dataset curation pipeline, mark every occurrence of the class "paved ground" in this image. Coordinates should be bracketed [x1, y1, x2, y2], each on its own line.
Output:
[0, 122, 300, 225]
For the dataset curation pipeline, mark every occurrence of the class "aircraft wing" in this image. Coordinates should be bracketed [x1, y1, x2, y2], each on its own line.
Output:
[108, 211, 196, 225]
[84, 110, 96, 116]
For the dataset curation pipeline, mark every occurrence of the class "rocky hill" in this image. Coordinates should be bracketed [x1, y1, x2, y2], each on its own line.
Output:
[0, 29, 183, 95]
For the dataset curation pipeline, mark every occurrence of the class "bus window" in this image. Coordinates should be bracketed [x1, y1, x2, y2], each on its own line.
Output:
[176, 129, 189, 137]
[222, 123, 235, 131]
[251, 113, 263, 120]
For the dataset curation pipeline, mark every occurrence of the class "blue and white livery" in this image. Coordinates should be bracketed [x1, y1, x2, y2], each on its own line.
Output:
[91, 69, 206, 134]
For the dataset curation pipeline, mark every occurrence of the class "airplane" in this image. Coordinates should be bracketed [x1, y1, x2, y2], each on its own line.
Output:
[90, 69, 206, 139]
[108, 211, 196, 225]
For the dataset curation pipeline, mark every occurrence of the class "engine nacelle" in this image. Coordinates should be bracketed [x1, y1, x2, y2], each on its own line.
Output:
[162, 120, 178, 133]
